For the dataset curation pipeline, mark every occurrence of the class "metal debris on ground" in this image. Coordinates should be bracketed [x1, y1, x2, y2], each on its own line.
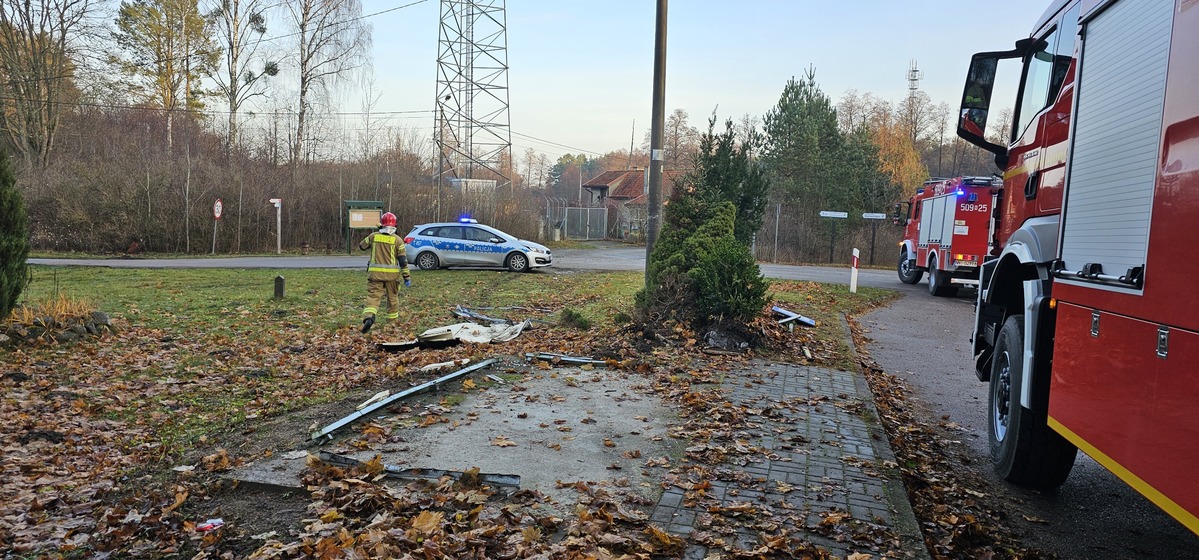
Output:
[419, 358, 470, 372]
[452, 305, 512, 325]
[356, 390, 391, 410]
[309, 358, 499, 442]
[319, 452, 521, 487]
[486, 374, 505, 384]
[524, 352, 608, 366]
[772, 306, 817, 330]
[419, 320, 531, 344]
[471, 305, 553, 313]
[196, 518, 225, 532]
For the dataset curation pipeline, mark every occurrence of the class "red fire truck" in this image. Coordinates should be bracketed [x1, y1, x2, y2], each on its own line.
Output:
[957, 0, 1199, 534]
[894, 176, 1002, 296]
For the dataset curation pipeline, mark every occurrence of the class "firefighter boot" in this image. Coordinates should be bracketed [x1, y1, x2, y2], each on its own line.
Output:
[361, 316, 375, 333]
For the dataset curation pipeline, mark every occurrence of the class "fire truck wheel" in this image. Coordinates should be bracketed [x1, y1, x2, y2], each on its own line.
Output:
[989, 314, 1078, 489]
[897, 249, 923, 284]
[928, 257, 957, 296]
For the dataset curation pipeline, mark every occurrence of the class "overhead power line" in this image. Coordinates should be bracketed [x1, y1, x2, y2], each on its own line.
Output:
[510, 130, 603, 157]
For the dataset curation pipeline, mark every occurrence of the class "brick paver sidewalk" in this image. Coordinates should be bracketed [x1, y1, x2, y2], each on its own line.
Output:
[650, 361, 928, 559]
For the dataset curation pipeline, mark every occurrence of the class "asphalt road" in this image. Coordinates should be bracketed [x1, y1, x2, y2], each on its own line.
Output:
[30, 246, 1199, 555]
[862, 287, 1199, 559]
[29, 246, 907, 289]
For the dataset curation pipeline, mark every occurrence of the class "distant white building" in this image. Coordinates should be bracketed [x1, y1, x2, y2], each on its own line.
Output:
[449, 178, 498, 193]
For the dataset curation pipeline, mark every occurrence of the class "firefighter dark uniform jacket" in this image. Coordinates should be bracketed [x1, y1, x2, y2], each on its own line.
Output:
[359, 231, 411, 282]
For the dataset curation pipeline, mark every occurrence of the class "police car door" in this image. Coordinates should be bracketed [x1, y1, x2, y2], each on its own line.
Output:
[461, 226, 502, 266]
[435, 226, 466, 265]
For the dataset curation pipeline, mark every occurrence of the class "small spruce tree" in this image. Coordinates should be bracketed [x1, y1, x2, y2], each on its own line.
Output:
[637, 167, 769, 331]
[0, 151, 29, 319]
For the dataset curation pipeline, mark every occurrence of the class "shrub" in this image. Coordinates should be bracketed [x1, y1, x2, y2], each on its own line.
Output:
[559, 307, 592, 330]
[636, 199, 767, 329]
[689, 235, 769, 326]
[0, 152, 29, 319]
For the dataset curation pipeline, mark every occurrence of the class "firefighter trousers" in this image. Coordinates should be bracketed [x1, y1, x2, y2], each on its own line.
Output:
[363, 279, 400, 321]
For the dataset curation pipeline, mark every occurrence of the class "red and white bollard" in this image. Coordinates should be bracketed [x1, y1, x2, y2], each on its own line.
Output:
[850, 248, 860, 293]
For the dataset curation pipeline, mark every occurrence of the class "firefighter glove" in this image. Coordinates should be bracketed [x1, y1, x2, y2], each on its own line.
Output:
[404, 278, 411, 288]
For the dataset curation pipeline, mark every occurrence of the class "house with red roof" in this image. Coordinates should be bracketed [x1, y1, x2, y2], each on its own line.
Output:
[582, 168, 686, 240]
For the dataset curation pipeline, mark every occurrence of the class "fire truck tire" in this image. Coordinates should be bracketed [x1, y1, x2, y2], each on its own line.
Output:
[927, 257, 957, 297]
[989, 315, 1077, 489]
[897, 249, 923, 284]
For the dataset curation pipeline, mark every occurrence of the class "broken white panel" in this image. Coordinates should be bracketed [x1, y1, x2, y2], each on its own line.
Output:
[418, 320, 532, 344]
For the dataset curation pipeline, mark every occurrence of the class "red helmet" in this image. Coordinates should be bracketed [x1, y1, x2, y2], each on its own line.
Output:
[381, 212, 397, 227]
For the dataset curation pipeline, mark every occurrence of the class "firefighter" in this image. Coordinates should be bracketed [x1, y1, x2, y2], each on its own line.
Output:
[359, 212, 411, 333]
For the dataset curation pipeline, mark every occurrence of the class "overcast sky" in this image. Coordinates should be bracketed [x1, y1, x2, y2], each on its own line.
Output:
[331, 0, 1052, 162]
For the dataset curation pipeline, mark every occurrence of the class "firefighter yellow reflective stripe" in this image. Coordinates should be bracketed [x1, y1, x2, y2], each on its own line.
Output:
[363, 307, 378, 315]
[375, 235, 396, 245]
[369, 265, 400, 273]
[385, 312, 399, 320]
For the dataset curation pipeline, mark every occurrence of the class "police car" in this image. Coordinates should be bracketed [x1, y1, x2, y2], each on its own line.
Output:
[403, 218, 553, 272]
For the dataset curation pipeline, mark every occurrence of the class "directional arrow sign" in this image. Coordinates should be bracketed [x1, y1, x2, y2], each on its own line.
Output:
[862, 212, 887, 220]
[819, 211, 848, 219]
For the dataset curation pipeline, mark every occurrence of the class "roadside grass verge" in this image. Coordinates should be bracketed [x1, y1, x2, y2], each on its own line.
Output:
[767, 281, 899, 370]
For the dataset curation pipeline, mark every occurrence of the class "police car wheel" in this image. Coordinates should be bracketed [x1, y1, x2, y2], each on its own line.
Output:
[416, 252, 439, 270]
[506, 252, 529, 272]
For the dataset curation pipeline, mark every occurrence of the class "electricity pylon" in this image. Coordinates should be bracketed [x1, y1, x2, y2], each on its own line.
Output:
[434, 0, 512, 214]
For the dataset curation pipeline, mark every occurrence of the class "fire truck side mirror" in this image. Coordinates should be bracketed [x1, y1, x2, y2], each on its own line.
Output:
[956, 44, 1027, 159]
[892, 202, 908, 226]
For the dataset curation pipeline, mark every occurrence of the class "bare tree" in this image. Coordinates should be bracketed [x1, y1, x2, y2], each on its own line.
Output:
[285, 0, 370, 168]
[897, 90, 935, 144]
[209, 0, 276, 155]
[521, 147, 535, 189]
[356, 76, 384, 161]
[0, 0, 96, 169]
[736, 113, 760, 151]
[664, 108, 698, 169]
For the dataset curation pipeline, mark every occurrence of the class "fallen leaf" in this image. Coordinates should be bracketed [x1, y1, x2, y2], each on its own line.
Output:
[491, 435, 517, 447]
[411, 510, 444, 534]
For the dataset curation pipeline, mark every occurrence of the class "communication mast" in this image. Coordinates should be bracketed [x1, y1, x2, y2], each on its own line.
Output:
[907, 59, 923, 94]
[434, 0, 512, 217]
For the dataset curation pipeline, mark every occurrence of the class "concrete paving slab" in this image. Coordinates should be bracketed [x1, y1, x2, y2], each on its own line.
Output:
[230, 364, 684, 512]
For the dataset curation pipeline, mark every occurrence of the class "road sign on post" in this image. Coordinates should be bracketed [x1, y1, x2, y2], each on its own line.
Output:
[819, 210, 848, 263]
[211, 199, 223, 254]
[269, 198, 282, 254]
[862, 212, 886, 265]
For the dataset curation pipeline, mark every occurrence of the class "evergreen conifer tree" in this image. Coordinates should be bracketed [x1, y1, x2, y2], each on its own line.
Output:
[0, 151, 29, 319]
[637, 117, 769, 332]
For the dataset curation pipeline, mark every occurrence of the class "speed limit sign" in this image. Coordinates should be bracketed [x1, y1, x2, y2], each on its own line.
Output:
[213, 198, 223, 220]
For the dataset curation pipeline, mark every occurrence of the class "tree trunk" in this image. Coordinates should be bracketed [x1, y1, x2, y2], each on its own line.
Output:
[184, 145, 191, 252]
